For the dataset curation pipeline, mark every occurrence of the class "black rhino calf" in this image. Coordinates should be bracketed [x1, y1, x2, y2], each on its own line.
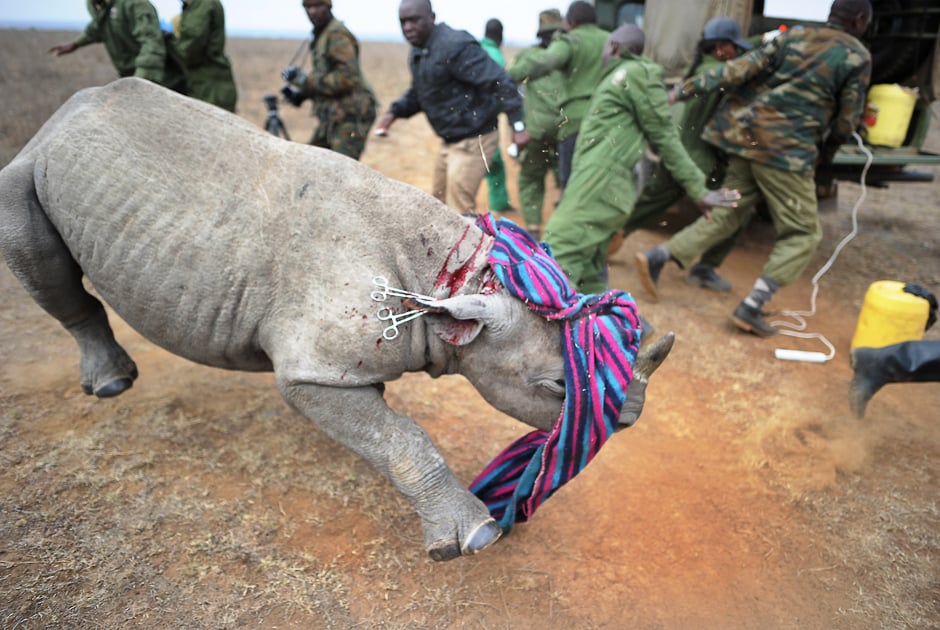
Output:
[0, 78, 673, 561]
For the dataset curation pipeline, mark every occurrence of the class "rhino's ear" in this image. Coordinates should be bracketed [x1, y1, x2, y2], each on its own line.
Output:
[427, 294, 510, 346]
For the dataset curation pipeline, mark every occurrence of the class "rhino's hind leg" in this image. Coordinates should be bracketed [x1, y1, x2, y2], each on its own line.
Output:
[73, 309, 139, 398]
[0, 160, 137, 397]
[276, 378, 500, 560]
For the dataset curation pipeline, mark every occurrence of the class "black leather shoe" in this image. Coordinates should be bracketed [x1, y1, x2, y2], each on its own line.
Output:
[687, 263, 732, 291]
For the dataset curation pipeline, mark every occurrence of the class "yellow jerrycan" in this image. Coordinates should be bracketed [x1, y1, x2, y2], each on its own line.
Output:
[851, 281, 929, 349]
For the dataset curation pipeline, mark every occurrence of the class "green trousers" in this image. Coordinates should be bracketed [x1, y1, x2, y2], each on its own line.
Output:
[544, 193, 634, 295]
[517, 136, 559, 229]
[627, 163, 742, 268]
[666, 156, 821, 286]
[484, 148, 511, 211]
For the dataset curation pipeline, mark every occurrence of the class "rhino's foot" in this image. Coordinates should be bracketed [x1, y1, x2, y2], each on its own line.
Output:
[82, 372, 137, 398]
[425, 517, 503, 562]
[69, 309, 140, 399]
[79, 351, 139, 398]
[427, 540, 461, 562]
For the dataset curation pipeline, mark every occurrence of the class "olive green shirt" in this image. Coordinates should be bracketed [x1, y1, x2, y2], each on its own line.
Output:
[543, 50, 708, 292]
[76, 0, 182, 88]
[566, 49, 708, 211]
[508, 46, 565, 141]
[507, 24, 610, 141]
[172, 0, 237, 111]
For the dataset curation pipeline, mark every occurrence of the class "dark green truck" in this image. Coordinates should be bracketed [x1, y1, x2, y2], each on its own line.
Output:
[594, 0, 940, 194]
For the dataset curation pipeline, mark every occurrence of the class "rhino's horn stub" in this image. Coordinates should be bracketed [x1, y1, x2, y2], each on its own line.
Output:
[633, 331, 675, 383]
[616, 332, 675, 431]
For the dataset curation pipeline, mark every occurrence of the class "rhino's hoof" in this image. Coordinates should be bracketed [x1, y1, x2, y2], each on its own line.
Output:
[427, 541, 461, 562]
[93, 377, 134, 398]
[461, 518, 502, 556]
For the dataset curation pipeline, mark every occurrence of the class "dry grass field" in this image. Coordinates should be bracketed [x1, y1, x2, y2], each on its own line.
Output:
[1, 29, 939, 629]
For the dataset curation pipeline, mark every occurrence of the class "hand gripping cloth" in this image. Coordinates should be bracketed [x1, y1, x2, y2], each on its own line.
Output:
[470, 214, 642, 531]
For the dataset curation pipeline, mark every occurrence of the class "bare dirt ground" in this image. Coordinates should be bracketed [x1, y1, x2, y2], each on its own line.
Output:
[1, 32, 938, 629]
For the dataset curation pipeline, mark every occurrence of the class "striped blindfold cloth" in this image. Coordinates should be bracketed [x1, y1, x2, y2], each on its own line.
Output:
[470, 214, 642, 531]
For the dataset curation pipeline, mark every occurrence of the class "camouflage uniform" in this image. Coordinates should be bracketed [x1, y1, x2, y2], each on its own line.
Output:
[296, 17, 377, 160]
[543, 49, 708, 294]
[664, 24, 871, 286]
[75, 0, 187, 92]
[172, 0, 237, 112]
[508, 24, 610, 188]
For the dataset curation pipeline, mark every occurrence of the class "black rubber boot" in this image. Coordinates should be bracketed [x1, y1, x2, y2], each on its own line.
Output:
[731, 302, 778, 337]
[687, 263, 732, 291]
[733, 276, 779, 337]
[849, 340, 940, 418]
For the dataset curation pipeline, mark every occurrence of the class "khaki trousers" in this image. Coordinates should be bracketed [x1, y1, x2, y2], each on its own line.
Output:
[667, 156, 821, 286]
[432, 130, 499, 212]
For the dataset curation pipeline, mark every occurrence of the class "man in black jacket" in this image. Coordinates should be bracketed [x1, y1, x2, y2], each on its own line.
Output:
[374, 0, 529, 212]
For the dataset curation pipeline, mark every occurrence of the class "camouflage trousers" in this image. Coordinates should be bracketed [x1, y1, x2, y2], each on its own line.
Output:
[310, 99, 377, 161]
[666, 156, 821, 286]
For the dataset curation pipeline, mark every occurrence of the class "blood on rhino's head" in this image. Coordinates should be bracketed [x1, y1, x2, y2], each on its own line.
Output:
[427, 292, 569, 432]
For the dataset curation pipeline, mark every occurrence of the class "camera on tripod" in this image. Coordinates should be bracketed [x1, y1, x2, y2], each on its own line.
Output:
[260, 37, 312, 141]
[263, 92, 290, 140]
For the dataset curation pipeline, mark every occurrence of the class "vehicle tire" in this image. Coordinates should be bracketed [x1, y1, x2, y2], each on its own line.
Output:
[869, 0, 940, 85]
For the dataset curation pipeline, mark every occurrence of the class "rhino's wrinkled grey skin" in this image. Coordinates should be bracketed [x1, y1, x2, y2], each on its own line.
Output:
[0, 78, 673, 561]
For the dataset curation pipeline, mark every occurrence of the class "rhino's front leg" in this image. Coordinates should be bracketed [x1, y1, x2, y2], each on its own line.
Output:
[277, 379, 501, 561]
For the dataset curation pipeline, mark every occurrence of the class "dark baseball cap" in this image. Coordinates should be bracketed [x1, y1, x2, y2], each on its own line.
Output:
[703, 17, 753, 50]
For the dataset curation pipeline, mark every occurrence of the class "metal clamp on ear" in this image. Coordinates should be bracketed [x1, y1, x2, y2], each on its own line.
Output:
[371, 275, 439, 340]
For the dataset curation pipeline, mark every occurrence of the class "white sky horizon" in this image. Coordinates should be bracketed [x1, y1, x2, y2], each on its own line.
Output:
[0, 1, 831, 45]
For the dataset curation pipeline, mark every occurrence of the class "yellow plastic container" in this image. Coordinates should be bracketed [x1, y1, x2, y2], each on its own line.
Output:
[851, 280, 929, 349]
[864, 84, 918, 147]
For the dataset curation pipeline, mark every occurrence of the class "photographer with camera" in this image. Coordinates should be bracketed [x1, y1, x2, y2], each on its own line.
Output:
[281, 0, 377, 160]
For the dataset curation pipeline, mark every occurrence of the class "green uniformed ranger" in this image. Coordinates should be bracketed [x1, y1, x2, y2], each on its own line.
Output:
[510, 9, 566, 238]
[282, 0, 377, 161]
[543, 24, 739, 295]
[623, 17, 754, 292]
[49, 0, 187, 93]
[507, 1, 610, 189]
[171, 0, 237, 112]
[636, 0, 873, 337]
